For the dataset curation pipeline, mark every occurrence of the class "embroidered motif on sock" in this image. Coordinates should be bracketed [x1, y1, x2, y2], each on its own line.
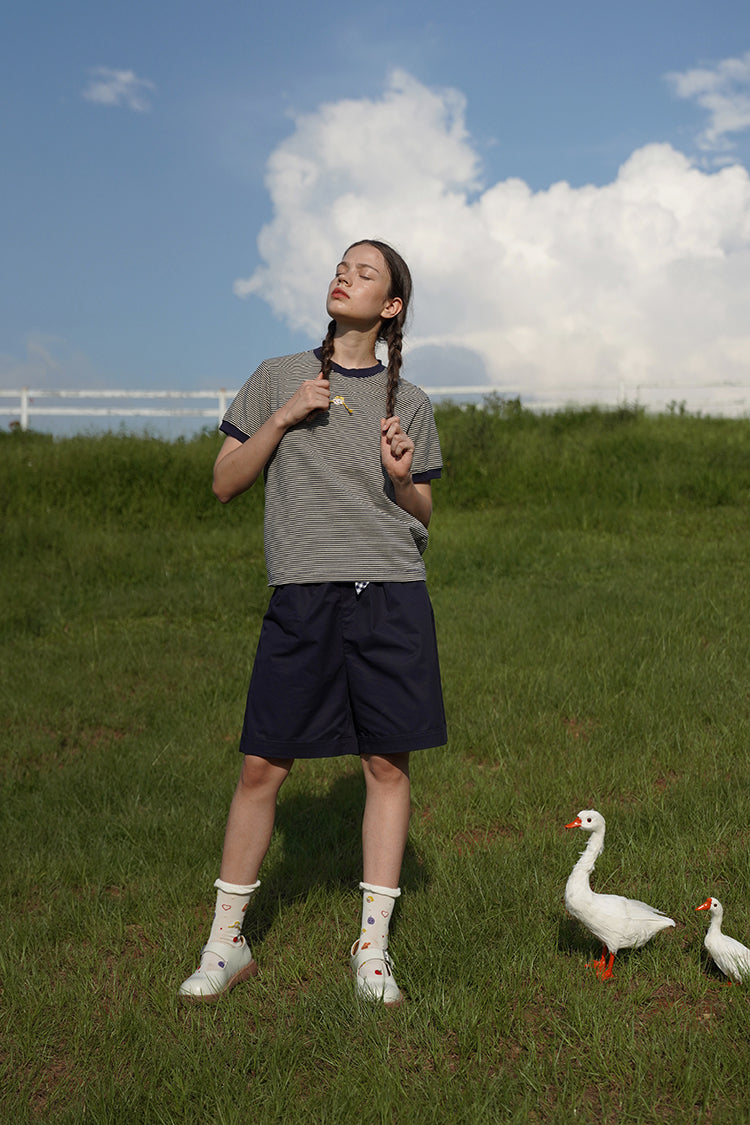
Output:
[359, 889, 396, 950]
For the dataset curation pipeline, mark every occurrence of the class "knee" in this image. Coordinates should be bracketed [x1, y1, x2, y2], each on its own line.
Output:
[362, 752, 410, 789]
[238, 754, 292, 794]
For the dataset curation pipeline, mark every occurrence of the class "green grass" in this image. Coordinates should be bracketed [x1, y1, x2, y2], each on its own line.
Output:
[2, 406, 750, 1123]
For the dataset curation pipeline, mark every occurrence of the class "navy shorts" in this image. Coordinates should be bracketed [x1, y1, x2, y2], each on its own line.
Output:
[238, 582, 447, 759]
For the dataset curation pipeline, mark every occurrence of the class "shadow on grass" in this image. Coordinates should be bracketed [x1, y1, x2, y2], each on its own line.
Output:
[556, 914, 605, 962]
[243, 771, 430, 948]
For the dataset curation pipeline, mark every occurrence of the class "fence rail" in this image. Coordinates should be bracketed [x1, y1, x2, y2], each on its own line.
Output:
[0, 388, 240, 431]
[0, 385, 497, 432]
[1, 381, 748, 433]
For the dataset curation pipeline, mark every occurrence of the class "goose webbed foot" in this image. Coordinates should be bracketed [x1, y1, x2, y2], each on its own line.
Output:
[585, 945, 607, 973]
[597, 951, 616, 981]
[585, 946, 615, 980]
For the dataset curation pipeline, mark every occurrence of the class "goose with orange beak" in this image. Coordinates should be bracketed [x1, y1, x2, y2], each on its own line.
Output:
[564, 810, 675, 980]
[696, 897, 750, 984]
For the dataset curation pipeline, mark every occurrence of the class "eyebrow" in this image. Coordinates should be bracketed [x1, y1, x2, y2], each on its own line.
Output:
[337, 260, 381, 273]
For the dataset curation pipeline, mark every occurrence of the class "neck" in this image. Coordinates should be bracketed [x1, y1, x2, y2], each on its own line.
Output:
[332, 323, 380, 371]
[573, 829, 604, 877]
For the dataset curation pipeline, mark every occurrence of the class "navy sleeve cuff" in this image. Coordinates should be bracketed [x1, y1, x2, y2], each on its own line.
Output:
[219, 420, 250, 443]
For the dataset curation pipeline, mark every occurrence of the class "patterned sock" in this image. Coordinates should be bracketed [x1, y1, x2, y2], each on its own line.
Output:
[200, 878, 260, 972]
[357, 881, 401, 953]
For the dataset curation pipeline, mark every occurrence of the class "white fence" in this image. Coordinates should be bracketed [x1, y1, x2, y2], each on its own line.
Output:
[1, 381, 748, 433]
[0, 388, 239, 431]
[0, 385, 496, 432]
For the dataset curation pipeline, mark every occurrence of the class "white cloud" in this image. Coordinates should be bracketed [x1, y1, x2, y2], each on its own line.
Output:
[0, 333, 102, 389]
[82, 67, 156, 112]
[666, 51, 750, 157]
[235, 70, 750, 414]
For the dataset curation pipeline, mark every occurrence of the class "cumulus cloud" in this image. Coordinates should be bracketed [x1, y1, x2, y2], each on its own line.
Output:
[235, 70, 750, 413]
[82, 66, 156, 112]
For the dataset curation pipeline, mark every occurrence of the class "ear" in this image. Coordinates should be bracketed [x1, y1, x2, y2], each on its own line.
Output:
[380, 295, 403, 321]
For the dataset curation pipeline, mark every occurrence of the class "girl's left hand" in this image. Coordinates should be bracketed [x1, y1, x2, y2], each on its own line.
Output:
[380, 416, 414, 484]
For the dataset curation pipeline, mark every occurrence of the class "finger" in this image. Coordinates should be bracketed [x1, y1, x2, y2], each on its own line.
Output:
[387, 433, 411, 457]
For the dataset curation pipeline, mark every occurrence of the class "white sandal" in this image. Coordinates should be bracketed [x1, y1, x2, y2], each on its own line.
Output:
[178, 935, 258, 1002]
[350, 940, 404, 1007]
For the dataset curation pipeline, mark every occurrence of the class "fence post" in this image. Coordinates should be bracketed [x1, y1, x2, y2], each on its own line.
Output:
[21, 387, 29, 431]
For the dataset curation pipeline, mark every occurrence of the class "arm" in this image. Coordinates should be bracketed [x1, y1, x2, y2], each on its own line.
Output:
[213, 373, 330, 503]
[392, 478, 433, 528]
[380, 416, 433, 528]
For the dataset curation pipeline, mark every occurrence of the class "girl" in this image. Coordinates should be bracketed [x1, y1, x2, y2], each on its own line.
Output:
[179, 239, 446, 1006]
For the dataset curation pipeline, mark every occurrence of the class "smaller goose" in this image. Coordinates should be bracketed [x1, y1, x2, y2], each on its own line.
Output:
[564, 809, 676, 980]
[695, 897, 750, 984]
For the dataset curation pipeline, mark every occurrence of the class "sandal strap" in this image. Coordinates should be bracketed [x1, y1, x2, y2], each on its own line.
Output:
[350, 941, 395, 973]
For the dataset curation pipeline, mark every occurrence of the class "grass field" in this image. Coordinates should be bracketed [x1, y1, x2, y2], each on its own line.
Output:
[2, 403, 750, 1123]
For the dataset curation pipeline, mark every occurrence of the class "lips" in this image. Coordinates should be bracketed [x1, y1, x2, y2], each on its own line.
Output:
[331, 287, 349, 300]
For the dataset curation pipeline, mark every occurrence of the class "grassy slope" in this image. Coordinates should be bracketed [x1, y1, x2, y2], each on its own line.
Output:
[2, 407, 750, 1123]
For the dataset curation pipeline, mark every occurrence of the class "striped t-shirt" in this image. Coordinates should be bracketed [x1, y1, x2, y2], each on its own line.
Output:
[220, 349, 443, 586]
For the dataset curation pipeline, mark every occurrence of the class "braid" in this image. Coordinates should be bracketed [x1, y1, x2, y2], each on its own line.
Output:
[319, 320, 336, 379]
[384, 324, 404, 419]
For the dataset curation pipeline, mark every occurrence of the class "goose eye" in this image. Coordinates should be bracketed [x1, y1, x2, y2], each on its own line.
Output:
[586, 817, 592, 823]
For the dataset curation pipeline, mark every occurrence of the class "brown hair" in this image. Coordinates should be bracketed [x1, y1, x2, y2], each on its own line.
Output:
[319, 239, 412, 418]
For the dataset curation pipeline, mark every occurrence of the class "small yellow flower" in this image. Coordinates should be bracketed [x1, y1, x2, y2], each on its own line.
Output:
[332, 395, 353, 414]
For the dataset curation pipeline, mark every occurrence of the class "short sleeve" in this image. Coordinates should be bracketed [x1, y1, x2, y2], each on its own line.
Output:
[405, 395, 442, 482]
[220, 360, 274, 440]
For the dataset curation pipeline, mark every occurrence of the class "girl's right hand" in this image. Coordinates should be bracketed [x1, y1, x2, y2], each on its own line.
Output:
[213, 372, 331, 503]
[279, 372, 330, 428]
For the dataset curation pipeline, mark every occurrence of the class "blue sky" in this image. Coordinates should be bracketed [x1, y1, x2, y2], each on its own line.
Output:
[3, 0, 750, 425]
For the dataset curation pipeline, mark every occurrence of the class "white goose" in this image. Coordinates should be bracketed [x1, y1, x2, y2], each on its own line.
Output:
[695, 897, 750, 984]
[564, 809, 676, 980]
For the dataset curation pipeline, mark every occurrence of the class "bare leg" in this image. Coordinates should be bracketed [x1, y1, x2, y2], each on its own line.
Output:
[360, 752, 411, 887]
[351, 752, 411, 1005]
[219, 754, 293, 884]
[178, 755, 293, 1001]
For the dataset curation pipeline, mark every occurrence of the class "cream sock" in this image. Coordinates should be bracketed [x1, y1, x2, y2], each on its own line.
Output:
[200, 878, 260, 972]
[357, 881, 401, 953]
